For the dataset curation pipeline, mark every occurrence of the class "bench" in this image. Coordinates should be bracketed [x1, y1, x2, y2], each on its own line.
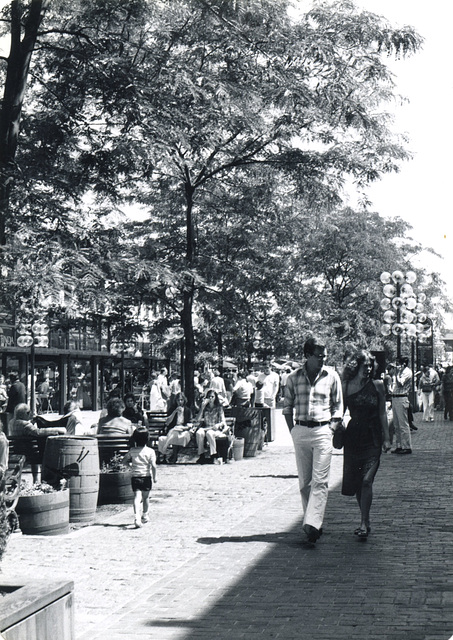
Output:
[146, 411, 168, 447]
[96, 414, 168, 465]
[8, 436, 47, 466]
[96, 435, 132, 466]
[166, 417, 236, 463]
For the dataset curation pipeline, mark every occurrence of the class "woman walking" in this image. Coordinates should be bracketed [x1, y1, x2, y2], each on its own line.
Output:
[341, 350, 391, 539]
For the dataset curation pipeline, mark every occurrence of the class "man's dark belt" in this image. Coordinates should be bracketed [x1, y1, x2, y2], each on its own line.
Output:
[392, 394, 408, 397]
[295, 420, 330, 427]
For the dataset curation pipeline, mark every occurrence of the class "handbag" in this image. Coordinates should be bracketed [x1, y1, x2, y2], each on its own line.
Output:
[421, 383, 433, 393]
[332, 423, 346, 450]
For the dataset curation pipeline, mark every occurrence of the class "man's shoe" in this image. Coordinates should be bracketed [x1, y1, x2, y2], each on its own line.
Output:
[303, 524, 321, 543]
[196, 455, 206, 464]
[396, 448, 412, 454]
[141, 514, 149, 524]
[391, 448, 402, 454]
[410, 425, 418, 431]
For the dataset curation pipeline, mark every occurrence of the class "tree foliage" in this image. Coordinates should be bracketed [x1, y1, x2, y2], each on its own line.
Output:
[1, 0, 441, 401]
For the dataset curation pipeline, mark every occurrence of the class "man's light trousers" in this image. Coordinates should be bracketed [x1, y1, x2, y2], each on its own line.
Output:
[291, 424, 332, 531]
[392, 397, 412, 450]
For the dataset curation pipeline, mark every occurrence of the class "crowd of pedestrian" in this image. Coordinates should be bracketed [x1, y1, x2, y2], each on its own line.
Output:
[144, 362, 290, 416]
[2, 342, 451, 537]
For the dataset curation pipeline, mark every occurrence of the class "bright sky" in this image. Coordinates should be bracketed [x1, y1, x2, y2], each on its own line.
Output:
[352, 0, 453, 299]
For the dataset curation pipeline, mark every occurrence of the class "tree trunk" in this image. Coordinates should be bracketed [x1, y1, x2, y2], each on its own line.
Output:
[0, 0, 48, 245]
[182, 284, 195, 408]
[183, 179, 196, 408]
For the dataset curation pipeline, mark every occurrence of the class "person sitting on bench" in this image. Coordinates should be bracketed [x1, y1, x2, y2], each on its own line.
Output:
[9, 403, 66, 482]
[123, 393, 148, 427]
[157, 392, 192, 464]
[97, 398, 133, 436]
[194, 389, 228, 464]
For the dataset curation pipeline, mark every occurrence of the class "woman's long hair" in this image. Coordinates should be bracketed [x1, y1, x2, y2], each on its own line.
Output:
[203, 389, 221, 407]
[342, 350, 376, 382]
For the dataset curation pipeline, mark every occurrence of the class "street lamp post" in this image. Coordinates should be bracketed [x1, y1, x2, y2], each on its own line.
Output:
[416, 316, 434, 369]
[380, 270, 431, 408]
[16, 320, 50, 414]
[380, 270, 419, 358]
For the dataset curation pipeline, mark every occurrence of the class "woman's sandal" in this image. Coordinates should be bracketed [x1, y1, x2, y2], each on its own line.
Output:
[354, 526, 371, 537]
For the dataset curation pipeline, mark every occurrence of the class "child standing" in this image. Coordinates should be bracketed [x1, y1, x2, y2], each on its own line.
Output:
[122, 427, 157, 528]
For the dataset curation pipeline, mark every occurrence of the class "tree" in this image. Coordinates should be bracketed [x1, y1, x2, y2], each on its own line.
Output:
[1, 0, 424, 405]
[123, 0, 421, 401]
[0, 0, 49, 246]
[278, 205, 449, 363]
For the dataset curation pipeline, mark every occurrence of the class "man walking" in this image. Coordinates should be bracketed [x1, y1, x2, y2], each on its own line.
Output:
[283, 337, 343, 548]
[419, 364, 440, 422]
[391, 356, 413, 454]
[210, 368, 228, 406]
[257, 362, 280, 408]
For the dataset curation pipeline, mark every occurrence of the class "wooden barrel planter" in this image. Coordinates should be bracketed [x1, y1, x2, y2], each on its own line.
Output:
[98, 472, 133, 505]
[42, 436, 99, 524]
[16, 490, 69, 536]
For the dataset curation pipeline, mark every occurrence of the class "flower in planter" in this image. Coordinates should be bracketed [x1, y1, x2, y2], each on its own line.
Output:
[19, 479, 67, 497]
[16, 479, 70, 537]
[100, 453, 128, 474]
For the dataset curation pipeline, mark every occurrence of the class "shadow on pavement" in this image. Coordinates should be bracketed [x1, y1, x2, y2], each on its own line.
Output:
[142, 421, 453, 640]
[249, 473, 298, 479]
[197, 532, 300, 545]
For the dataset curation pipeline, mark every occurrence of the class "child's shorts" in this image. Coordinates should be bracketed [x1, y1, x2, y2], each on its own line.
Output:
[131, 476, 152, 491]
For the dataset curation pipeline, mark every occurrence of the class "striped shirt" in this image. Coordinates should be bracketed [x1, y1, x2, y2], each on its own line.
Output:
[393, 366, 413, 395]
[282, 365, 343, 423]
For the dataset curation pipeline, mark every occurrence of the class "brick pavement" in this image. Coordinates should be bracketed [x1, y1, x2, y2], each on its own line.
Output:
[3, 410, 453, 640]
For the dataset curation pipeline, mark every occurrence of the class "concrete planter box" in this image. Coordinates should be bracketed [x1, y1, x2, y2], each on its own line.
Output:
[0, 579, 74, 640]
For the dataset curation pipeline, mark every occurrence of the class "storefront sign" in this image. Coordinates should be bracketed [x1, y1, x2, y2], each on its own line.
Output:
[0, 324, 14, 348]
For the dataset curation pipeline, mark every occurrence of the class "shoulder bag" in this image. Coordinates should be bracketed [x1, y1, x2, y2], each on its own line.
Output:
[332, 421, 346, 449]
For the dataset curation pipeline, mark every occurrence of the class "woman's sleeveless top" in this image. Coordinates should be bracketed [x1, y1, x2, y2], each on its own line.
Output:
[344, 379, 382, 453]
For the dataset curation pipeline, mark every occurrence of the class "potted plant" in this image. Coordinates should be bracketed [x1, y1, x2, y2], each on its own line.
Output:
[98, 453, 133, 505]
[15, 480, 69, 536]
[0, 452, 74, 639]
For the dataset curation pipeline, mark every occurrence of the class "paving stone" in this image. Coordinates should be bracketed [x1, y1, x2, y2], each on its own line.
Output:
[2, 410, 453, 639]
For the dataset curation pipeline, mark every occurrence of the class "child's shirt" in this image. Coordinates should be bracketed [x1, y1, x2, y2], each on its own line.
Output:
[122, 445, 156, 479]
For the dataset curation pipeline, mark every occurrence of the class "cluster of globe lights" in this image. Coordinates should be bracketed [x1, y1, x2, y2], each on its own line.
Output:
[380, 270, 431, 343]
